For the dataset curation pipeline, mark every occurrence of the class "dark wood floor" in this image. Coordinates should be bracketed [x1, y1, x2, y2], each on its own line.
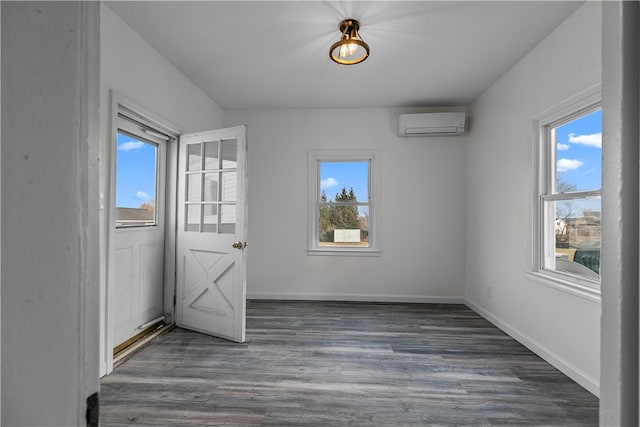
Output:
[101, 301, 599, 426]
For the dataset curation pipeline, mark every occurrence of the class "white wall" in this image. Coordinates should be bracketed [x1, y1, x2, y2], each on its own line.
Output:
[2, 3, 100, 425]
[100, 4, 224, 375]
[224, 108, 467, 302]
[465, 2, 602, 395]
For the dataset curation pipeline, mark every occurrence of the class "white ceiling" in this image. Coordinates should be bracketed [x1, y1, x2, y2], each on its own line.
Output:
[106, 1, 583, 109]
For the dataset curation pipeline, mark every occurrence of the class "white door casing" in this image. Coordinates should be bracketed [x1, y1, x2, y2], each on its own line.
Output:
[176, 126, 248, 342]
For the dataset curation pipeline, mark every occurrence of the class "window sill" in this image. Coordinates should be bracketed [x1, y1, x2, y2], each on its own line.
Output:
[115, 224, 160, 231]
[307, 248, 381, 257]
[525, 270, 601, 303]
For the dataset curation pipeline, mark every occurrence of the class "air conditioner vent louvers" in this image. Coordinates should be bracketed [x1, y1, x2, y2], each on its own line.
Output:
[398, 112, 465, 137]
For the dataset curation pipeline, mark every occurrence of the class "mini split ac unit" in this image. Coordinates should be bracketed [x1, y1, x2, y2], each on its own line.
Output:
[398, 112, 466, 137]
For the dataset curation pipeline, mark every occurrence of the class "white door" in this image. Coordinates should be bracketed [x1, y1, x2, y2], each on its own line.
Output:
[176, 126, 248, 342]
[112, 113, 168, 347]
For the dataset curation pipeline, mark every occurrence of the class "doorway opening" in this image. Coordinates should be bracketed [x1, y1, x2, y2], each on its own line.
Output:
[103, 95, 181, 375]
[102, 94, 249, 377]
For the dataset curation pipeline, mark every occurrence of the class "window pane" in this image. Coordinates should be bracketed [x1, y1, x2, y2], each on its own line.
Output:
[318, 160, 369, 247]
[186, 204, 200, 232]
[554, 109, 602, 193]
[187, 174, 201, 202]
[319, 161, 369, 202]
[203, 173, 218, 202]
[203, 204, 218, 233]
[547, 197, 601, 278]
[221, 139, 237, 169]
[220, 205, 236, 234]
[115, 132, 157, 227]
[204, 141, 219, 170]
[318, 204, 369, 247]
[221, 171, 237, 202]
[187, 143, 201, 171]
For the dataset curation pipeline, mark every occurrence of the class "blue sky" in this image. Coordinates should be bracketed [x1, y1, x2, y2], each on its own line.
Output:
[320, 161, 369, 202]
[555, 109, 602, 192]
[116, 133, 157, 208]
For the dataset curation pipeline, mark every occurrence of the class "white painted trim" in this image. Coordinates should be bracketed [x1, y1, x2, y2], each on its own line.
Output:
[525, 271, 601, 303]
[306, 249, 381, 257]
[103, 92, 118, 375]
[247, 291, 464, 304]
[164, 132, 179, 326]
[80, 3, 101, 420]
[112, 92, 181, 136]
[465, 299, 600, 397]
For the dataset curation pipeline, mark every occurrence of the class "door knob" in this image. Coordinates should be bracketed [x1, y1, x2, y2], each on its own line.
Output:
[232, 241, 244, 249]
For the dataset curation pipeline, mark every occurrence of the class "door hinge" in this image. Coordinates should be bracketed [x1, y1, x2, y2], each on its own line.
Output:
[86, 392, 99, 427]
[173, 294, 177, 307]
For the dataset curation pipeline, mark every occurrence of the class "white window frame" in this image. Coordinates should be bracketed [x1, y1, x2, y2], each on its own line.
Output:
[307, 150, 381, 256]
[527, 83, 601, 302]
[114, 114, 164, 229]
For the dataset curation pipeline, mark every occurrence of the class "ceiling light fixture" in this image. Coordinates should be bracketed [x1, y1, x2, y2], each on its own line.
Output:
[329, 19, 369, 65]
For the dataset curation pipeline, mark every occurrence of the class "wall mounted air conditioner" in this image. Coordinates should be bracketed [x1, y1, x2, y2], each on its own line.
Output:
[398, 112, 465, 137]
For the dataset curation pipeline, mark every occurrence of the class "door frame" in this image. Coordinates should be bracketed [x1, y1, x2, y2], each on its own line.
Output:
[102, 91, 181, 375]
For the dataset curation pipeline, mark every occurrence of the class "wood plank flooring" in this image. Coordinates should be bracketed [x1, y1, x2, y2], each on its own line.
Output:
[100, 301, 598, 426]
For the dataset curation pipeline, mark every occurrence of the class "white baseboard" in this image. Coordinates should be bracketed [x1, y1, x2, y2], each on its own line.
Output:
[465, 299, 600, 397]
[247, 291, 464, 304]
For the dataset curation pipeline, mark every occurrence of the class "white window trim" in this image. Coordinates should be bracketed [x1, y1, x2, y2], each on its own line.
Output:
[307, 150, 381, 256]
[528, 83, 601, 302]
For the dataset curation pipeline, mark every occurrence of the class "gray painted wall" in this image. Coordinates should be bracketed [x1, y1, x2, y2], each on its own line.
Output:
[600, 2, 639, 425]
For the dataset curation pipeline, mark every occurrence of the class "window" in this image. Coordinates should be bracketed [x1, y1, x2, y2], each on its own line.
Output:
[114, 113, 167, 228]
[183, 138, 238, 234]
[530, 85, 601, 298]
[308, 150, 380, 255]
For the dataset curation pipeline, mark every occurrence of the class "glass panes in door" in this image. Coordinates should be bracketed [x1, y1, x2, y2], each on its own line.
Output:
[184, 138, 238, 234]
[115, 132, 158, 227]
